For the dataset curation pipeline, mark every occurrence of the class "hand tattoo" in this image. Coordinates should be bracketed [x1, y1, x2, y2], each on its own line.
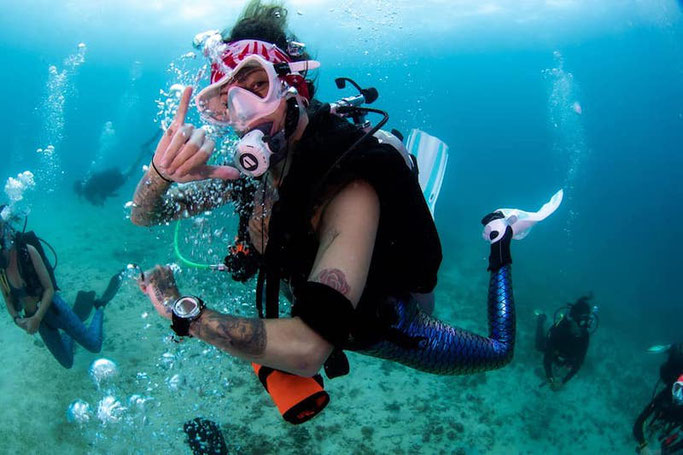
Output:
[314, 268, 350, 296]
[149, 267, 179, 306]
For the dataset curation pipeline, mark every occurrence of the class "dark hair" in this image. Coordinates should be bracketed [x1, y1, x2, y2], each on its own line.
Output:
[222, 0, 316, 98]
[661, 343, 683, 386]
[569, 295, 592, 320]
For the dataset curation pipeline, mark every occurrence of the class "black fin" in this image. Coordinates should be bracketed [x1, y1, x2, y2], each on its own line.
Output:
[95, 269, 124, 308]
[73, 290, 96, 321]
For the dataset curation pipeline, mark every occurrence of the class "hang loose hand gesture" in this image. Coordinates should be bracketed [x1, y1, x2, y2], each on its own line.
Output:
[152, 86, 239, 183]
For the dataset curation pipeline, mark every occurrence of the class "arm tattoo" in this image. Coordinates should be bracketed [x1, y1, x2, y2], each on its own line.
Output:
[314, 268, 351, 296]
[131, 170, 233, 226]
[194, 310, 267, 357]
[131, 170, 173, 225]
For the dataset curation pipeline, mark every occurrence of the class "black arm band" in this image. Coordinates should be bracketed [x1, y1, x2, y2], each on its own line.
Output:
[291, 282, 355, 347]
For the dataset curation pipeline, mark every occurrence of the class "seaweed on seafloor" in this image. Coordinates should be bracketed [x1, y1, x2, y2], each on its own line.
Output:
[520, 401, 553, 441]
[385, 400, 401, 413]
[221, 421, 277, 455]
[380, 360, 397, 375]
[284, 425, 313, 452]
[348, 386, 362, 399]
[448, 419, 465, 434]
[412, 400, 431, 413]
[360, 426, 374, 439]
[349, 441, 376, 455]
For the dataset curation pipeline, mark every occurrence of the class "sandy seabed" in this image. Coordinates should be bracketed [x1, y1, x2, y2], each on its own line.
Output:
[0, 194, 660, 455]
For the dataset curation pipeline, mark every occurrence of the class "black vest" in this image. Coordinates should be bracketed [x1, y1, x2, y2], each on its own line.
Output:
[260, 104, 442, 339]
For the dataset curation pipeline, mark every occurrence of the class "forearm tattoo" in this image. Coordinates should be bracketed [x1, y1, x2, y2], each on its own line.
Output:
[314, 268, 351, 296]
[131, 169, 232, 226]
[194, 310, 267, 357]
[131, 170, 173, 225]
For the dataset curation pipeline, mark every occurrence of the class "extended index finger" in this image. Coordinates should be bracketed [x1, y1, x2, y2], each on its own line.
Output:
[173, 86, 193, 126]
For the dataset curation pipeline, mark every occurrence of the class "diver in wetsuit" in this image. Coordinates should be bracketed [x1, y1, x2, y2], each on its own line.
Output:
[634, 343, 683, 455]
[74, 130, 161, 206]
[535, 295, 594, 391]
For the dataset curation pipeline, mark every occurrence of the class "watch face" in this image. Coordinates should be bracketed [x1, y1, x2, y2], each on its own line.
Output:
[174, 296, 200, 319]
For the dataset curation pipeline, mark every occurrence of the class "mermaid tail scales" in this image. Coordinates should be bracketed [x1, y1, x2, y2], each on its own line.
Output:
[356, 265, 515, 375]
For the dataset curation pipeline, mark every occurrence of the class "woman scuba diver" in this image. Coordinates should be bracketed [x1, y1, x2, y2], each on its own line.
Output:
[131, 0, 561, 424]
[0, 205, 123, 369]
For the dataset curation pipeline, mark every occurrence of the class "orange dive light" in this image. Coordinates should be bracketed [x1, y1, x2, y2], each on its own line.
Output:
[252, 363, 330, 424]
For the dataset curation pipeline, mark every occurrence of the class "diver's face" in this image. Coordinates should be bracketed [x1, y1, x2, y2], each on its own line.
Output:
[219, 64, 285, 134]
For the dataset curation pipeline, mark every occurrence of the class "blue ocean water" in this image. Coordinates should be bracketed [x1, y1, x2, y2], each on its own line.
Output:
[0, 1, 682, 453]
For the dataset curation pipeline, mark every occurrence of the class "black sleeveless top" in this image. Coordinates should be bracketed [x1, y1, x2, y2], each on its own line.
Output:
[261, 103, 442, 344]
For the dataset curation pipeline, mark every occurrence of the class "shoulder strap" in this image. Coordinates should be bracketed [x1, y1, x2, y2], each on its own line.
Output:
[0, 269, 10, 296]
[16, 238, 39, 296]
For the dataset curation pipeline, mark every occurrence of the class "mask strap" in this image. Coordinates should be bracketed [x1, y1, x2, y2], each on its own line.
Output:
[284, 96, 300, 139]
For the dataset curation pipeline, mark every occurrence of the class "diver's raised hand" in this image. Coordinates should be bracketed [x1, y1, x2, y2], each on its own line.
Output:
[152, 86, 239, 183]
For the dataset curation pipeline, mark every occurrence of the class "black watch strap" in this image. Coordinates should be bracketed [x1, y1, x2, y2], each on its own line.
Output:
[171, 313, 192, 337]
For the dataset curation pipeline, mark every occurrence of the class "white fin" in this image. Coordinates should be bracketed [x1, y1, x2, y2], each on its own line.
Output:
[483, 189, 564, 241]
[406, 129, 449, 218]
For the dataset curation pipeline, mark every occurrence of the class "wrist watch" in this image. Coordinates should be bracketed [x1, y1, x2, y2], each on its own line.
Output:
[170, 296, 205, 337]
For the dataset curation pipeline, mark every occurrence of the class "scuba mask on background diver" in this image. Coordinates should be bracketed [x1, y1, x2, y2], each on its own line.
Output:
[555, 299, 599, 333]
[673, 374, 683, 406]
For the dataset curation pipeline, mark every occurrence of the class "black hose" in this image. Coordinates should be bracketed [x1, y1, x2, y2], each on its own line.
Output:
[38, 237, 59, 270]
[313, 106, 389, 196]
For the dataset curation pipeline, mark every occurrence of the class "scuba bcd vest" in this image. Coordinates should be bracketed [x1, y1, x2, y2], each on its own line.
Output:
[15, 231, 59, 296]
[255, 101, 442, 321]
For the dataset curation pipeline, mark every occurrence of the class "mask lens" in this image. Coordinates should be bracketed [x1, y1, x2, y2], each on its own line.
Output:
[673, 382, 683, 403]
[197, 55, 282, 130]
[227, 62, 271, 98]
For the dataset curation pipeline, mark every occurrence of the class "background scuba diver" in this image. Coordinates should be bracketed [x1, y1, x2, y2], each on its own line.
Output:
[74, 130, 162, 206]
[634, 343, 683, 455]
[0, 206, 123, 368]
[535, 295, 596, 391]
[130, 0, 560, 424]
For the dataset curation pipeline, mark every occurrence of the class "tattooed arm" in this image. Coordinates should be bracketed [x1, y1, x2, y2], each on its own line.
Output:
[130, 168, 232, 226]
[308, 179, 379, 302]
[141, 179, 379, 376]
[141, 265, 342, 376]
